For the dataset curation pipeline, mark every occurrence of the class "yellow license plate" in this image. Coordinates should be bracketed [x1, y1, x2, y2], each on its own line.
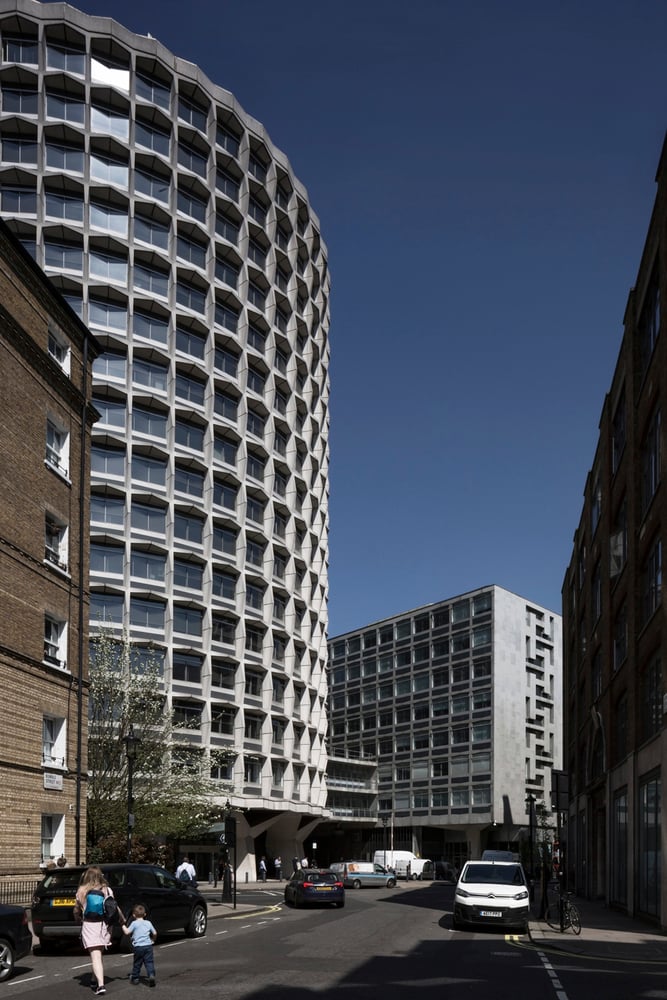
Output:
[316, 886, 332, 891]
[52, 898, 75, 906]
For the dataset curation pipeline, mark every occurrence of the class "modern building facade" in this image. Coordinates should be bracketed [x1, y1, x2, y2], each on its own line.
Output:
[0, 217, 98, 870]
[0, 0, 330, 875]
[326, 586, 563, 869]
[563, 136, 667, 927]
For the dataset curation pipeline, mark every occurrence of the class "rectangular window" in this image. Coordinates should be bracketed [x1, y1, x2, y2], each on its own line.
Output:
[642, 538, 662, 625]
[175, 421, 204, 452]
[90, 154, 128, 186]
[132, 407, 167, 439]
[214, 526, 237, 555]
[136, 73, 170, 109]
[638, 773, 661, 916]
[91, 495, 124, 526]
[641, 408, 661, 515]
[130, 598, 165, 629]
[173, 652, 202, 683]
[611, 789, 628, 906]
[135, 169, 170, 203]
[176, 326, 206, 359]
[45, 514, 68, 570]
[91, 104, 129, 140]
[173, 606, 203, 637]
[131, 455, 166, 487]
[212, 615, 236, 644]
[131, 551, 165, 582]
[2, 185, 37, 215]
[134, 216, 169, 250]
[639, 266, 661, 375]
[90, 592, 123, 623]
[42, 715, 66, 768]
[213, 480, 237, 510]
[613, 603, 627, 671]
[214, 391, 238, 422]
[136, 120, 170, 156]
[641, 653, 662, 742]
[212, 570, 236, 600]
[3, 36, 38, 63]
[173, 559, 203, 590]
[178, 188, 207, 222]
[612, 389, 626, 473]
[90, 543, 123, 575]
[174, 513, 203, 544]
[46, 419, 69, 477]
[44, 615, 67, 668]
[131, 504, 165, 534]
[3, 137, 38, 164]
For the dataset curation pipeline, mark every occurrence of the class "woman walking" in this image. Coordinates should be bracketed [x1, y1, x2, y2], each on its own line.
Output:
[74, 866, 115, 995]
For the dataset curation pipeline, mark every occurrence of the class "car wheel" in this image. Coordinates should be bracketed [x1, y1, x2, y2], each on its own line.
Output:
[352, 879, 362, 890]
[0, 938, 15, 982]
[186, 904, 207, 937]
[387, 878, 396, 888]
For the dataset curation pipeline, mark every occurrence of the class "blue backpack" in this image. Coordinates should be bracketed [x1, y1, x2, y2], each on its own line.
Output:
[84, 890, 105, 919]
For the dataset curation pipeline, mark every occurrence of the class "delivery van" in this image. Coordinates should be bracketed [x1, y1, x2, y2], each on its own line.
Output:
[372, 850, 430, 880]
[329, 861, 397, 889]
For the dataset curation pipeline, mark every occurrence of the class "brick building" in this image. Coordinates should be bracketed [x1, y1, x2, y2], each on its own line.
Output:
[563, 136, 667, 926]
[0, 218, 98, 871]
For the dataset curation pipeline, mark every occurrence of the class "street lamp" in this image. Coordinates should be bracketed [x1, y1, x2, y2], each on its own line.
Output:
[525, 794, 536, 884]
[381, 815, 388, 870]
[222, 799, 237, 910]
[123, 725, 141, 862]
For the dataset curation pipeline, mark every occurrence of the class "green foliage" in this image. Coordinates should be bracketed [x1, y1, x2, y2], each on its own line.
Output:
[87, 630, 233, 854]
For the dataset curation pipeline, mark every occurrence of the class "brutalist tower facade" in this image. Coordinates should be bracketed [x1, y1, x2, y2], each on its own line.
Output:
[0, 0, 330, 874]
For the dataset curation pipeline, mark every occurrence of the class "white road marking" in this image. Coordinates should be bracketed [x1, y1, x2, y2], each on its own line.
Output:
[538, 950, 571, 1000]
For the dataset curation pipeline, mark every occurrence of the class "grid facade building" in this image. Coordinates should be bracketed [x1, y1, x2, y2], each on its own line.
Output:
[0, 0, 330, 871]
[0, 218, 98, 870]
[327, 587, 562, 867]
[563, 137, 667, 927]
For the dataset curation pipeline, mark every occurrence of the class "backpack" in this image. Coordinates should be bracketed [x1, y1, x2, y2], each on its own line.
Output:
[178, 868, 192, 883]
[84, 890, 105, 919]
[103, 895, 120, 926]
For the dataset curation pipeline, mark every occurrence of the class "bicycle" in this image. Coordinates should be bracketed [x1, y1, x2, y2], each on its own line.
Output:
[545, 892, 581, 935]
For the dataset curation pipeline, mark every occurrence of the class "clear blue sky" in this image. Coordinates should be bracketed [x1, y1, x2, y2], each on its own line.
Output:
[73, 0, 667, 633]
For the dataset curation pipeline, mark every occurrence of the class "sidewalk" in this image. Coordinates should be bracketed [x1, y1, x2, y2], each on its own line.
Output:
[528, 893, 667, 962]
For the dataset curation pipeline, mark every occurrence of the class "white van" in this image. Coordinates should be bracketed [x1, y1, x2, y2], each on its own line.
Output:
[372, 850, 430, 880]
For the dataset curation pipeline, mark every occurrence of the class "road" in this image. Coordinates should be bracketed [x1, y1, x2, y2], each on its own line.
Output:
[5, 882, 666, 999]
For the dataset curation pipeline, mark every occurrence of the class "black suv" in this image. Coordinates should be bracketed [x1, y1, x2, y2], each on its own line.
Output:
[31, 863, 207, 950]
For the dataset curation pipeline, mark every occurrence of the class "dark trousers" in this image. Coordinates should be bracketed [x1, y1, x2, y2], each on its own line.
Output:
[131, 945, 155, 980]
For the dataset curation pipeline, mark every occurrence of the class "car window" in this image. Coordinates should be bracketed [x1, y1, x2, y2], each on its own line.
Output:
[463, 864, 524, 885]
[153, 868, 177, 889]
[41, 870, 82, 890]
[307, 872, 336, 885]
[104, 870, 127, 888]
[131, 869, 159, 889]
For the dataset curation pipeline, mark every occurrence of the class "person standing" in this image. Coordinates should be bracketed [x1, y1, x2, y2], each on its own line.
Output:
[75, 866, 115, 995]
[259, 857, 267, 882]
[274, 855, 282, 881]
[122, 903, 157, 987]
[176, 856, 196, 885]
[292, 856, 300, 875]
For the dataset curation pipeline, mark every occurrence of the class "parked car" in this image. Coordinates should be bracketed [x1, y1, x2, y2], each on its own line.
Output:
[283, 869, 344, 908]
[31, 863, 208, 949]
[453, 860, 530, 932]
[421, 860, 458, 882]
[0, 904, 32, 981]
[329, 862, 397, 889]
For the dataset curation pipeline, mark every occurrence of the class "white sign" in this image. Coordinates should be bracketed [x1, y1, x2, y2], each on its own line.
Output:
[44, 772, 63, 790]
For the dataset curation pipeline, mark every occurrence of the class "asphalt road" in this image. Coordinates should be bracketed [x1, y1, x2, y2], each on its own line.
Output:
[6, 883, 667, 1000]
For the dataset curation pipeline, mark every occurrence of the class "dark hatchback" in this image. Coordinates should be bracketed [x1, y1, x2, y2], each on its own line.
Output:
[0, 904, 32, 980]
[31, 863, 208, 949]
[284, 869, 345, 909]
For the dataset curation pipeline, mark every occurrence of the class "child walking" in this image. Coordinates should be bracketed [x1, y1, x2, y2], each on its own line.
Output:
[122, 904, 157, 987]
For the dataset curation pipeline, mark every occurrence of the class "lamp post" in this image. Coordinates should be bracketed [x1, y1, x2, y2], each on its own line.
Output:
[525, 793, 536, 888]
[123, 725, 141, 862]
[222, 799, 237, 910]
[381, 815, 388, 870]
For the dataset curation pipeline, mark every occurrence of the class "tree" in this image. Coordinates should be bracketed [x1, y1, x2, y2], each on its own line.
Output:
[87, 630, 233, 858]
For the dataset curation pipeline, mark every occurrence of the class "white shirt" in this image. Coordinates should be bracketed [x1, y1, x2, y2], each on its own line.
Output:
[177, 862, 196, 880]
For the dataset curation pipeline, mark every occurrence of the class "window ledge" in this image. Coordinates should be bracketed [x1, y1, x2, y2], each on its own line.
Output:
[44, 459, 71, 486]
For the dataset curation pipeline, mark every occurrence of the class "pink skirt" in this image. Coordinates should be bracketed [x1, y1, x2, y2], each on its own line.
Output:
[81, 919, 112, 950]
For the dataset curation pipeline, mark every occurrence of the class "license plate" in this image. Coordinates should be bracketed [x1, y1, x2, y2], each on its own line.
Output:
[480, 910, 501, 917]
[316, 886, 332, 891]
[52, 898, 75, 906]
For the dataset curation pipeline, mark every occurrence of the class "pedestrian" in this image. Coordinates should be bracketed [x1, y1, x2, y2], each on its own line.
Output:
[122, 903, 157, 987]
[292, 856, 300, 875]
[176, 855, 197, 886]
[274, 855, 282, 881]
[74, 865, 116, 995]
[259, 857, 267, 882]
[301, 856, 309, 870]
